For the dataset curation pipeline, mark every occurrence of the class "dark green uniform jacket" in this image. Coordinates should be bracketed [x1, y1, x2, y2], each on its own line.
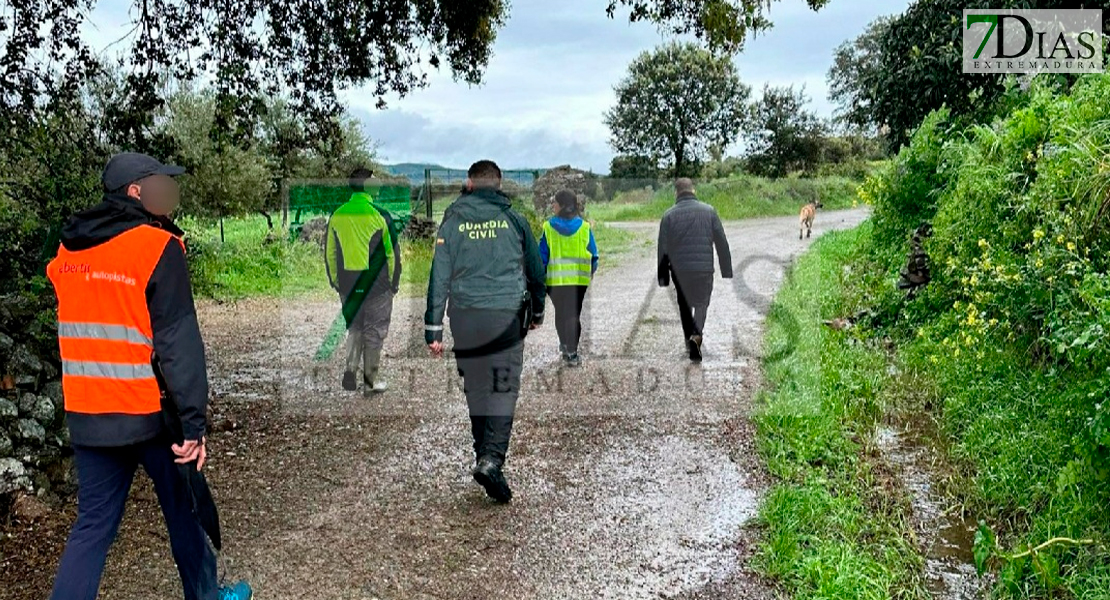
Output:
[424, 188, 546, 344]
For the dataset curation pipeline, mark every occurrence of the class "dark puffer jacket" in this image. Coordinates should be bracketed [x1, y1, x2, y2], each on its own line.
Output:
[657, 192, 734, 286]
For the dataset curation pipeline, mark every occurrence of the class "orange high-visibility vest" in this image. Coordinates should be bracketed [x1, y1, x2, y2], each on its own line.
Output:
[46, 225, 183, 417]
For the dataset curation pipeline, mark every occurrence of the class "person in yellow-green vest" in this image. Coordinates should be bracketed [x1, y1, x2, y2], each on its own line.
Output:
[539, 190, 598, 366]
[325, 167, 402, 395]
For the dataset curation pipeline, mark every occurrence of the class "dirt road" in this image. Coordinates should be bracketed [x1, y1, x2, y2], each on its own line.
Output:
[0, 208, 868, 600]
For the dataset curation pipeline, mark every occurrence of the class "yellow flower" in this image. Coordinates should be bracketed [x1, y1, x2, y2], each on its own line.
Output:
[1067, 242, 1076, 252]
[978, 239, 989, 248]
[1033, 229, 1045, 241]
[1035, 259, 1044, 268]
[1057, 234, 1066, 244]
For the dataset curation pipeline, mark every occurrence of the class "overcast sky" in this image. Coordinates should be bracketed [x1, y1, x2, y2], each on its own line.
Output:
[346, 0, 912, 172]
[83, 0, 912, 173]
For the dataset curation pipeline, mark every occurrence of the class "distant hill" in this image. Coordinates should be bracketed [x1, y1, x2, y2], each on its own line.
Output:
[382, 163, 554, 185]
[381, 163, 451, 185]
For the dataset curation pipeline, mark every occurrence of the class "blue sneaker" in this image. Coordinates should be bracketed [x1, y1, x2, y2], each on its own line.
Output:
[218, 581, 253, 600]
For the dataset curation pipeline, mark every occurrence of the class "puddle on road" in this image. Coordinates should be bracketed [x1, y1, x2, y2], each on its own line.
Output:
[875, 426, 989, 600]
[585, 435, 760, 598]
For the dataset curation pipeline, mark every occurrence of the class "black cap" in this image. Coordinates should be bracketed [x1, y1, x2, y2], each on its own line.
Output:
[101, 152, 186, 192]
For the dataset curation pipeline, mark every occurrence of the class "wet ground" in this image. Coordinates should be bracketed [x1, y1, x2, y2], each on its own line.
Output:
[875, 422, 992, 600]
[1, 209, 868, 600]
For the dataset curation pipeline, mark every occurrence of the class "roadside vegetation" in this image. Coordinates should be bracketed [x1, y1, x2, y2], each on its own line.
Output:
[755, 222, 927, 600]
[757, 73, 1110, 599]
[587, 174, 864, 222]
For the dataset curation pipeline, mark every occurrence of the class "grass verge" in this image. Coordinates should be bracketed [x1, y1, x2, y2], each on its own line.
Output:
[753, 220, 929, 600]
[587, 175, 860, 222]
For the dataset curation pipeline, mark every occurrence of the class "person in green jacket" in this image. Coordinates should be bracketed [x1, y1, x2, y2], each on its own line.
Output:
[325, 167, 402, 395]
[425, 160, 546, 503]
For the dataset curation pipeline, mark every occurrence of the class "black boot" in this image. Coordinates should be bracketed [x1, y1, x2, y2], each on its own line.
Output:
[472, 456, 512, 503]
[341, 370, 357, 391]
[687, 335, 703, 362]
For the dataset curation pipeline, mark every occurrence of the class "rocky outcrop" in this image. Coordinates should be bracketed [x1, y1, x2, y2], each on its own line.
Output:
[531, 165, 599, 213]
[897, 223, 933, 297]
[403, 215, 437, 240]
[298, 216, 330, 249]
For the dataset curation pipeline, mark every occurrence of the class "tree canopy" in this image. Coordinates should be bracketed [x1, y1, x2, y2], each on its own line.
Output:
[827, 16, 890, 133]
[605, 42, 750, 178]
[608, 0, 830, 52]
[829, 0, 1110, 150]
[744, 85, 826, 178]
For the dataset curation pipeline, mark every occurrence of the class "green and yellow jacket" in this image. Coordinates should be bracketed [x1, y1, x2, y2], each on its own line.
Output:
[325, 191, 402, 294]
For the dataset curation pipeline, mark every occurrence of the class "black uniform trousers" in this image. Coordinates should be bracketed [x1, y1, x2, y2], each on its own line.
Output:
[450, 308, 524, 467]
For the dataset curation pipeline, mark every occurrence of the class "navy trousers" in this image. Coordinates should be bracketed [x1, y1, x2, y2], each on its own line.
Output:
[49, 436, 217, 600]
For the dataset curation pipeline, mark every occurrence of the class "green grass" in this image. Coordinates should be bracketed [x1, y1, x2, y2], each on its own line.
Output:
[760, 217, 1110, 598]
[179, 213, 647, 301]
[896, 303, 1110, 599]
[181, 215, 327, 299]
[591, 221, 640, 261]
[753, 220, 928, 600]
[181, 215, 448, 300]
[586, 175, 861, 222]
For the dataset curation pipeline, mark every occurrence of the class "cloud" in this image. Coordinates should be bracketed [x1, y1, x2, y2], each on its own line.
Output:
[356, 107, 612, 172]
[82, 0, 912, 172]
[346, 0, 911, 173]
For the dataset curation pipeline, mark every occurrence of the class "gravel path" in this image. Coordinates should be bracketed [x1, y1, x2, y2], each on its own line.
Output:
[0, 208, 868, 600]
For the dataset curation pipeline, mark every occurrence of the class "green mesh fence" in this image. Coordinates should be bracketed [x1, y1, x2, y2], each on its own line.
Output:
[288, 183, 412, 240]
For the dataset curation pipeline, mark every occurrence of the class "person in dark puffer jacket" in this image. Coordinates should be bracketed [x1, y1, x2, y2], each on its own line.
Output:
[657, 178, 733, 361]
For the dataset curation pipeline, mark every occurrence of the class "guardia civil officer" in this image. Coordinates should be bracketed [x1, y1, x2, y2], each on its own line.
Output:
[425, 160, 546, 503]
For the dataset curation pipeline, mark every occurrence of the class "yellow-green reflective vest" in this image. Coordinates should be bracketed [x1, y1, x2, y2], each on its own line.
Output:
[543, 220, 592, 286]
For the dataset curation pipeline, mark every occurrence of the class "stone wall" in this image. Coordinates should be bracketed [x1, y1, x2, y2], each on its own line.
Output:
[0, 293, 75, 512]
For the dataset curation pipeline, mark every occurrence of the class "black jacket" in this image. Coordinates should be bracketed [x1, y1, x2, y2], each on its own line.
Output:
[58, 193, 208, 446]
[424, 188, 546, 344]
[657, 193, 733, 286]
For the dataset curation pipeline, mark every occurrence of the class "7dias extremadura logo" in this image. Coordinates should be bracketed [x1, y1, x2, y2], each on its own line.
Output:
[963, 9, 1104, 74]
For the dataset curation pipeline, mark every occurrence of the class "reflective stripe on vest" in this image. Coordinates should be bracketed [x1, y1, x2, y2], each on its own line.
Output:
[46, 224, 182, 416]
[62, 360, 156, 379]
[543, 220, 592, 286]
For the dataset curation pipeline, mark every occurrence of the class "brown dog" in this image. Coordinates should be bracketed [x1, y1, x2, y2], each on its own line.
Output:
[799, 200, 823, 239]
